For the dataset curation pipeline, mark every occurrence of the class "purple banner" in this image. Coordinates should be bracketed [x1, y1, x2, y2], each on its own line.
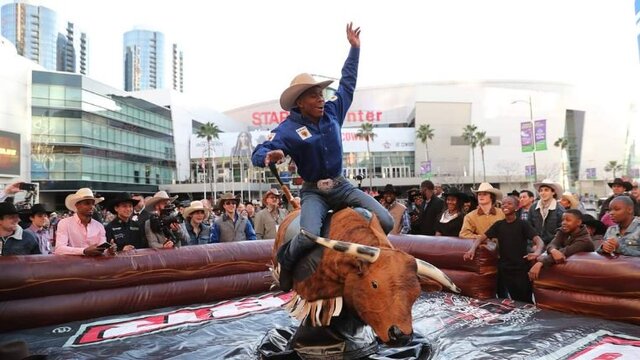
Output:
[534, 119, 547, 151]
[520, 122, 534, 152]
[420, 160, 432, 178]
[586, 168, 596, 180]
[525, 165, 536, 179]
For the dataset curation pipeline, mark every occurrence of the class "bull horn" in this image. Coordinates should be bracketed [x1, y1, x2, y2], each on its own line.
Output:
[300, 229, 380, 263]
[416, 259, 461, 293]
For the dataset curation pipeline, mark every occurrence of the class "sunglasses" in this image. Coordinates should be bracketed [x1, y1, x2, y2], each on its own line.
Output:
[223, 201, 236, 206]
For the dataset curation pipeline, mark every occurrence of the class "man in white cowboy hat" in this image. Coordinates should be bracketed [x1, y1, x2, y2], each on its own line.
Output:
[459, 182, 505, 239]
[143, 190, 185, 249]
[54, 188, 110, 256]
[251, 23, 393, 291]
[180, 200, 212, 245]
[528, 179, 565, 246]
[104, 192, 147, 252]
[254, 189, 287, 240]
[210, 193, 256, 243]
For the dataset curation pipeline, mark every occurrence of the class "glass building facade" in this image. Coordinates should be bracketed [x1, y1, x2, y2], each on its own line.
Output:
[31, 70, 176, 197]
[124, 30, 164, 91]
[1, 2, 58, 71]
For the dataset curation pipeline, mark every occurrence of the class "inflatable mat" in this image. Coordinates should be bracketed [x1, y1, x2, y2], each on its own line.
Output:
[1, 291, 639, 359]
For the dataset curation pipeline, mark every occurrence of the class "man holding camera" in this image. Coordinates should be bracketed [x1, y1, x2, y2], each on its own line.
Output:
[55, 188, 111, 256]
[144, 191, 186, 249]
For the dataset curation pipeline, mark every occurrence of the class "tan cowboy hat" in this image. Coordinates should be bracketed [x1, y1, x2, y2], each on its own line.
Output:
[471, 182, 503, 201]
[183, 200, 210, 219]
[262, 188, 281, 204]
[145, 191, 178, 210]
[65, 188, 104, 212]
[533, 179, 563, 196]
[217, 192, 240, 209]
[560, 192, 579, 209]
[279, 73, 333, 111]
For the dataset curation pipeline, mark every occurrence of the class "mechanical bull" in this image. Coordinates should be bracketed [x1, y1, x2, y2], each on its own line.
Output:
[273, 207, 460, 346]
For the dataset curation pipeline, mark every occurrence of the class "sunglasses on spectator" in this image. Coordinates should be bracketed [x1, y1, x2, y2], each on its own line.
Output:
[223, 201, 236, 205]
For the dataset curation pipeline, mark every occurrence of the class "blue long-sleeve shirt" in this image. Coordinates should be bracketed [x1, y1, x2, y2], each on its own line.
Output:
[251, 47, 359, 182]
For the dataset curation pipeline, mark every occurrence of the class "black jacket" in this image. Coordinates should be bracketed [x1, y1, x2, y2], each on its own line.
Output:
[414, 196, 444, 235]
[528, 200, 565, 245]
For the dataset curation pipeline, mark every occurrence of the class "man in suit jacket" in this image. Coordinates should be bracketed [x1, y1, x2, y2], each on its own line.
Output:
[415, 180, 444, 235]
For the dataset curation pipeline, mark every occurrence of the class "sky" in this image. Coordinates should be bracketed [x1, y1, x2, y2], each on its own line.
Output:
[2, 0, 639, 111]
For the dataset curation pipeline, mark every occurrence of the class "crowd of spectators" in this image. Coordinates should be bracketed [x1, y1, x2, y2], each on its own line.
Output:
[1, 177, 638, 306]
[0, 182, 304, 257]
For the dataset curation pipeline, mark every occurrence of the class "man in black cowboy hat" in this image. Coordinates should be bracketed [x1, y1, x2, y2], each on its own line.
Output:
[380, 184, 410, 235]
[598, 178, 633, 221]
[105, 193, 147, 252]
[24, 203, 53, 255]
[0, 202, 40, 256]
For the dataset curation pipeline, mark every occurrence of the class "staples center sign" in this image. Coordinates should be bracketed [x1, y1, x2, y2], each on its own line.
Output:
[251, 109, 384, 127]
[190, 128, 415, 159]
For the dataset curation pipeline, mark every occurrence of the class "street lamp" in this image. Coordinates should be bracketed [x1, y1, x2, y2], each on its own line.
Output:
[511, 96, 538, 182]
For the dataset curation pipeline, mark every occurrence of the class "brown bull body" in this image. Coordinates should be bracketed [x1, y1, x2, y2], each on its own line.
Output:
[273, 207, 457, 345]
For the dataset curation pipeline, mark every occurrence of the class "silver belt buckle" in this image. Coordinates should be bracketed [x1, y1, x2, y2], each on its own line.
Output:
[317, 178, 335, 192]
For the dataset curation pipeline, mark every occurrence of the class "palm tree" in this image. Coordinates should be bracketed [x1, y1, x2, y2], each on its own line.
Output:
[554, 137, 569, 190]
[476, 130, 492, 182]
[604, 160, 624, 179]
[356, 123, 377, 191]
[461, 124, 478, 186]
[415, 124, 435, 163]
[196, 122, 221, 201]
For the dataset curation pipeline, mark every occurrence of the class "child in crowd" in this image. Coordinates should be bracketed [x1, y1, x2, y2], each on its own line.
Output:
[463, 196, 543, 303]
[528, 209, 595, 280]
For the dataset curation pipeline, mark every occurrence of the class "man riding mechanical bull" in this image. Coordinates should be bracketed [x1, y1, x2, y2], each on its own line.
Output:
[251, 23, 459, 350]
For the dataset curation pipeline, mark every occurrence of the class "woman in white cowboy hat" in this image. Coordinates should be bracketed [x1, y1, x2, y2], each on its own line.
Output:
[181, 200, 211, 246]
[529, 179, 565, 245]
[250, 23, 394, 292]
[253, 189, 287, 240]
[54, 188, 111, 256]
[210, 193, 256, 243]
[459, 183, 505, 239]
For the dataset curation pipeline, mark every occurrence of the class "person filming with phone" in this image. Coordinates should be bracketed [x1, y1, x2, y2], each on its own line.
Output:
[54, 188, 113, 256]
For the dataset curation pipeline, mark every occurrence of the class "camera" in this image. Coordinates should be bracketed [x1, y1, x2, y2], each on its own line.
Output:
[150, 204, 183, 237]
[19, 182, 37, 192]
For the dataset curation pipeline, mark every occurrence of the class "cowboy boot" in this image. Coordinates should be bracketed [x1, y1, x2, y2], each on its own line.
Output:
[276, 235, 316, 291]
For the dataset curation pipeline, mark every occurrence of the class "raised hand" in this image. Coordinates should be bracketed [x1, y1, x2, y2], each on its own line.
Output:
[346, 22, 361, 48]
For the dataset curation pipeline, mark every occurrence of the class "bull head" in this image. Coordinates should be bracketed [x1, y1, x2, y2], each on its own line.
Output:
[301, 230, 460, 346]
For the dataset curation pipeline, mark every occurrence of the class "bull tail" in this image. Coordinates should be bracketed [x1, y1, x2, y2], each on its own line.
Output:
[416, 259, 461, 293]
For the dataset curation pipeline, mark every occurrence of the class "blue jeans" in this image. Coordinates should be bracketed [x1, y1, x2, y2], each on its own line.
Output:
[277, 177, 393, 270]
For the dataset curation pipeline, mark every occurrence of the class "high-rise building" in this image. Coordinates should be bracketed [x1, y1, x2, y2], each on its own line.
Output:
[172, 43, 183, 93]
[57, 21, 89, 75]
[124, 29, 164, 91]
[1, 2, 58, 71]
[1, 2, 89, 74]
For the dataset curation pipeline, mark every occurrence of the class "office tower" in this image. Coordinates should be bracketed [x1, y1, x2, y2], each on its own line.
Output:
[1, 2, 58, 70]
[124, 29, 164, 91]
[172, 43, 183, 93]
[57, 21, 89, 75]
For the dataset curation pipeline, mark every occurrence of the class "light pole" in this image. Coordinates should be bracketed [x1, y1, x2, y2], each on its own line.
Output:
[512, 96, 538, 182]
